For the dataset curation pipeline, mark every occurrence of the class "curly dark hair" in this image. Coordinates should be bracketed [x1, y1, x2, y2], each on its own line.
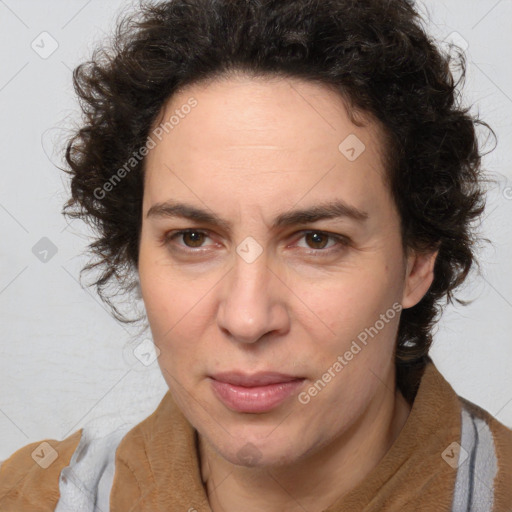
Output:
[62, 0, 494, 402]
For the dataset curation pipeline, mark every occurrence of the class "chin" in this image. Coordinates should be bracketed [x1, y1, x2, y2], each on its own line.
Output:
[211, 429, 303, 468]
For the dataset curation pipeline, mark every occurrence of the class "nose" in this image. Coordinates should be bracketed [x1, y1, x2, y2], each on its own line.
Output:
[216, 252, 289, 345]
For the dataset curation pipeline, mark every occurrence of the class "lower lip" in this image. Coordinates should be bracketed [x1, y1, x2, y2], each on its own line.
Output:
[210, 378, 305, 413]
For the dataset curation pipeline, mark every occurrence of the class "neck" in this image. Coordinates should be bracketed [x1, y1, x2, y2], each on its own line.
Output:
[199, 382, 411, 512]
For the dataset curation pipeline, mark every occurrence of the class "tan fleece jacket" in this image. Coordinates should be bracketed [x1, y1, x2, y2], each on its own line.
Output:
[1, 359, 511, 511]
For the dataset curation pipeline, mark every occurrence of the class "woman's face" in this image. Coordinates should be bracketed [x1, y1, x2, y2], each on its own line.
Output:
[138, 75, 433, 467]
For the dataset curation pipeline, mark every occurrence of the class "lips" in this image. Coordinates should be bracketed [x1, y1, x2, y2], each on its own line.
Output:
[209, 371, 305, 413]
[210, 371, 301, 387]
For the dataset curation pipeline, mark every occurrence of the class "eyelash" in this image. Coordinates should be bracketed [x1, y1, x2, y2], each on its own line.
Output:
[162, 229, 350, 256]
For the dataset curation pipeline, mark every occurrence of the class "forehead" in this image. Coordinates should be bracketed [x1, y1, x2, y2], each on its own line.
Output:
[143, 75, 390, 220]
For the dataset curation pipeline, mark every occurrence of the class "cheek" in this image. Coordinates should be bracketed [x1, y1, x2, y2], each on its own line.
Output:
[304, 270, 398, 328]
[138, 247, 204, 335]
[294, 266, 402, 362]
[138, 258, 216, 378]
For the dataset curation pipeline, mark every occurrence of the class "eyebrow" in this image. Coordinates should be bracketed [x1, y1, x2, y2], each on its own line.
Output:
[146, 199, 368, 232]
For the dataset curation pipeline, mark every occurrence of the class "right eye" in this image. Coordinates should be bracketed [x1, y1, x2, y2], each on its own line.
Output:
[163, 229, 215, 251]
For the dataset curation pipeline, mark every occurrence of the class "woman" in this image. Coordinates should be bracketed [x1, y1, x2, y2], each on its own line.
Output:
[1, 0, 511, 510]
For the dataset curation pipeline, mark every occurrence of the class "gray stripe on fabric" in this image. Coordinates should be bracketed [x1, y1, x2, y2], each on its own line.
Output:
[452, 407, 472, 511]
[466, 417, 479, 510]
[451, 406, 498, 511]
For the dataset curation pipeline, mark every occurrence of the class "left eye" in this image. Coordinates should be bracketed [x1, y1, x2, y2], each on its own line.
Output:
[296, 231, 341, 251]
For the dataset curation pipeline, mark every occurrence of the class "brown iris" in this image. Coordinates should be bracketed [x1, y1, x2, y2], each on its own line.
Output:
[305, 232, 329, 250]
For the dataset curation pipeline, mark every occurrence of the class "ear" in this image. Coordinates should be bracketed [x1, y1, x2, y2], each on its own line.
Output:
[401, 248, 439, 309]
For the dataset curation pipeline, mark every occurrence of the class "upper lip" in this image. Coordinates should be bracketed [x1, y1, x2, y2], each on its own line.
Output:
[210, 372, 304, 387]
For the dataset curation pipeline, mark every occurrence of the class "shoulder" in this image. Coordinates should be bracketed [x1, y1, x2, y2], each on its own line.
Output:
[0, 394, 175, 512]
[458, 395, 512, 457]
[0, 423, 137, 512]
[454, 396, 512, 512]
[0, 429, 83, 511]
[56, 424, 134, 511]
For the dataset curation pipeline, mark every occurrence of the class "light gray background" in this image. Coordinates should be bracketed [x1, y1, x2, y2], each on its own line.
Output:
[1, 0, 511, 460]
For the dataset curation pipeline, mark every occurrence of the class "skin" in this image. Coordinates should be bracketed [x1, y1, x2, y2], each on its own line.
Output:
[137, 74, 438, 512]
